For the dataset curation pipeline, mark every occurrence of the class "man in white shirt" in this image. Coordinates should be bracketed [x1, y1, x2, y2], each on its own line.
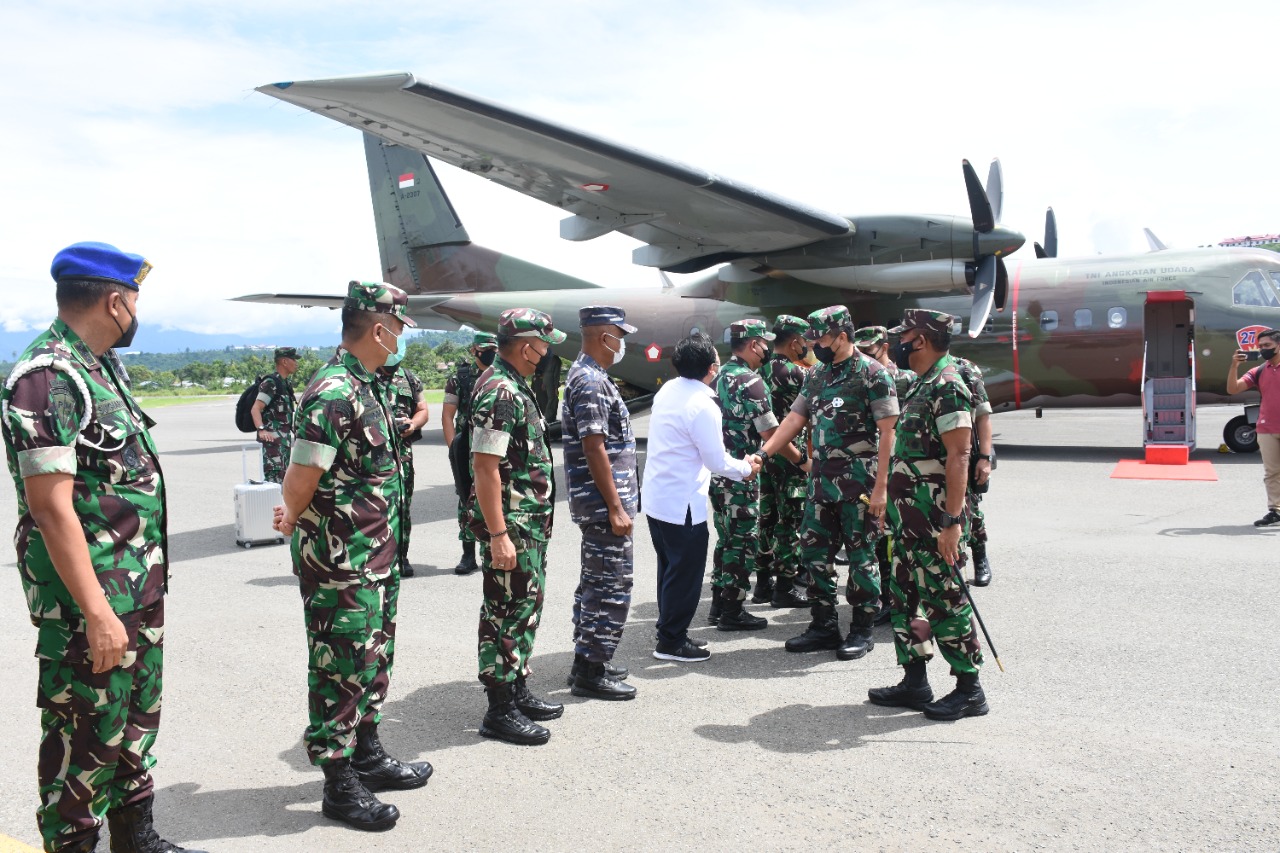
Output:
[641, 333, 760, 661]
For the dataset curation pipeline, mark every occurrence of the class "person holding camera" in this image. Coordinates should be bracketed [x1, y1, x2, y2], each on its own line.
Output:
[1228, 329, 1280, 526]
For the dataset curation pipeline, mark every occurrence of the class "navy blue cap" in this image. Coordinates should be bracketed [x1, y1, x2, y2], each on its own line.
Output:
[578, 304, 637, 335]
[50, 242, 152, 290]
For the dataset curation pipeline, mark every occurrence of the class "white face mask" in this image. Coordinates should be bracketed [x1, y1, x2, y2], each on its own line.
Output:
[604, 332, 626, 364]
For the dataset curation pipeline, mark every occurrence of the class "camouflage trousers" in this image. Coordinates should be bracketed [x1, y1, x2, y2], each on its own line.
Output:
[398, 452, 415, 570]
[710, 476, 759, 603]
[35, 600, 165, 852]
[301, 574, 399, 765]
[967, 491, 987, 546]
[757, 458, 806, 583]
[478, 520, 550, 687]
[799, 498, 881, 615]
[260, 432, 292, 484]
[572, 522, 634, 663]
[888, 537, 983, 675]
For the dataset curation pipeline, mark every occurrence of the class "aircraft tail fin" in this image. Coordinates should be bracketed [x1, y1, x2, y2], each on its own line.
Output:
[1143, 227, 1168, 252]
[363, 131, 599, 296]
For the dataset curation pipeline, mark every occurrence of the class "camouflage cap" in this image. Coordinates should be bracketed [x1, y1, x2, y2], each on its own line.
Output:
[345, 280, 417, 327]
[889, 308, 956, 336]
[498, 308, 566, 344]
[472, 331, 498, 350]
[51, 241, 152, 291]
[852, 325, 888, 347]
[805, 305, 854, 341]
[728, 318, 775, 341]
[772, 314, 810, 337]
[274, 346, 300, 360]
[578, 305, 638, 334]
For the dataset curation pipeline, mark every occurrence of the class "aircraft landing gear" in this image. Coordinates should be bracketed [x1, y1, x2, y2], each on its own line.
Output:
[1223, 415, 1259, 454]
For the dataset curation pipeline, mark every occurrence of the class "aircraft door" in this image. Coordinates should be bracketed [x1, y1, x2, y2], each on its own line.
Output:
[1142, 292, 1196, 448]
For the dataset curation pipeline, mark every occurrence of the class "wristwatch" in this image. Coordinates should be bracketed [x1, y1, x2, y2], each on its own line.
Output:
[939, 511, 963, 528]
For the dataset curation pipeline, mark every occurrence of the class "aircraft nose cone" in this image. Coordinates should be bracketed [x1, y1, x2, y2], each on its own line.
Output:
[979, 224, 1026, 257]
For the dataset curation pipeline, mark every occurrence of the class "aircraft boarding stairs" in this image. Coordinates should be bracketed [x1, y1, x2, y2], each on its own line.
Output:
[1140, 293, 1197, 463]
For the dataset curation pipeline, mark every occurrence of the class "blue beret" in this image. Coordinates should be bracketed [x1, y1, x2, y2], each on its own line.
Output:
[578, 305, 637, 334]
[50, 242, 153, 290]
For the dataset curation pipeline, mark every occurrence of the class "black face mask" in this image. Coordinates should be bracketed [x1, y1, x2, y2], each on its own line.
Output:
[812, 343, 836, 364]
[112, 300, 138, 349]
[478, 350, 496, 367]
[1261, 347, 1278, 361]
[890, 340, 915, 371]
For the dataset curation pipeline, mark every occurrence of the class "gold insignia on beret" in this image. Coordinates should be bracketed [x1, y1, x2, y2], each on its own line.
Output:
[134, 261, 153, 286]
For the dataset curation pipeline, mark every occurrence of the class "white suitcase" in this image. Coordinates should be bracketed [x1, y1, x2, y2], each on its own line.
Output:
[234, 445, 284, 548]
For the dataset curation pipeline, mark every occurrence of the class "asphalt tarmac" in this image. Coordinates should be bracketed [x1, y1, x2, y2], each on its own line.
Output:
[0, 400, 1275, 852]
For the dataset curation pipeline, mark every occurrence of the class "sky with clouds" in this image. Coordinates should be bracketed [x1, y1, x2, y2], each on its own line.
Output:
[2, 0, 1277, 337]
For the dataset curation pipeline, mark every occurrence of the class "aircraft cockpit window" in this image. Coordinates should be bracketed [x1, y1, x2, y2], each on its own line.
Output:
[1107, 307, 1127, 329]
[1040, 311, 1059, 331]
[1232, 271, 1280, 308]
[1074, 309, 1093, 329]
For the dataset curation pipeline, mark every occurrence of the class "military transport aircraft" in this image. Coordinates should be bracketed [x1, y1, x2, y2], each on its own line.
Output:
[243, 73, 1276, 453]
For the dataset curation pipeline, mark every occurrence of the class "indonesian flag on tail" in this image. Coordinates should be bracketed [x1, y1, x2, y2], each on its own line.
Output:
[398, 173, 415, 189]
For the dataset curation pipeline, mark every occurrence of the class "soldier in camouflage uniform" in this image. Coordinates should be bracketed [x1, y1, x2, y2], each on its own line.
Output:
[756, 306, 899, 662]
[250, 346, 299, 484]
[378, 355, 429, 578]
[869, 308, 988, 721]
[469, 308, 566, 746]
[754, 314, 813, 609]
[709, 318, 795, 632]
[274, 281, 431, 832]
[560, 306, 638, 701]
[855, 324, 916, 624]
[953, 356, 995, 587]
[1, 243, 206, 853]
[442, 332, 498, 576]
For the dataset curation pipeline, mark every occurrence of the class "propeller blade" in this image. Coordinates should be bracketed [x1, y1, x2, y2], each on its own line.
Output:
[985, 160, 1004, 224]
[969, 254, 998, 337]
[1033, 242, 1047, 259]
[995, 257, 1008, 312]
[963, 159, 994, 234]
[1044, 207, 1058, 258]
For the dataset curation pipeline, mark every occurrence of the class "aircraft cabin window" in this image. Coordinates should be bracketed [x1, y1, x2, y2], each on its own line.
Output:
[1040, 311, 1059, 331]
[1232, 271, 1280, 308]
[1074, 309, 1093, 329]
[1107, 307, 1127, 329]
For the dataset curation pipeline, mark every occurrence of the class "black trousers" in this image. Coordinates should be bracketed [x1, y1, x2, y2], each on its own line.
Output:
[648, 510, 709, 649]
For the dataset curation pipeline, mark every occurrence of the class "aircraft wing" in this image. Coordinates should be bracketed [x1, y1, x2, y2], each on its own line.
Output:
[233, 292, 463, 331]
[233, 293, 346, 310]
[256, 73, 854, 273]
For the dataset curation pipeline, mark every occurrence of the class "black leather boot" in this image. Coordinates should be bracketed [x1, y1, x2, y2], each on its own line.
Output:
[571, 661, 637, 700]
[453, 540, 478, 575]
[514, 675, 565, 719]
[770, 575, 810, 609]
[784, 604, 841, 652]
[923, 671, 989, 720]
[320, 759, 399, 832]
[971, 544, 991, 587]
[565, 653, 629, 686]
[479, 683, 551, 745]
[400, 560, 415, 578]
[836, 612, 875, 660]
[750, 572, 775, 604]
[107, 795, 210, 852]
[716, 597, 768, 631]
[868, 659, 933, 710]
[352, 723, 433, 792]
[707, 586, 723, 625]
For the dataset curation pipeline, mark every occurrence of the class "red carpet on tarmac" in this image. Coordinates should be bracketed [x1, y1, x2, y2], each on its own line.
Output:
[1110, 460, 1219, 481]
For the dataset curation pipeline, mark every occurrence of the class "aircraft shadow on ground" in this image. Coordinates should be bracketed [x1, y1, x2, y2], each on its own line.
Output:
[1157, 524, 1278, 537]
[694, 702, 938, 753]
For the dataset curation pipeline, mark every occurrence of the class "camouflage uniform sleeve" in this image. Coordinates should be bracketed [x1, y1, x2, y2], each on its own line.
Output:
[567, 372, 609, 438]
[791, 368, 820, 418]
[5, 366, 84, 478]
[290, 380, 356, 470]
[443, 372, 460, 406]
[742, 373, 778, 433]
[935, 374, 974, 435]
[255, 374, 277, 407]
[406, 369, 426, 407]
[967, 362, 993, 417]
[867, 365, 901, 422]
[472, 385, 518, 457]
